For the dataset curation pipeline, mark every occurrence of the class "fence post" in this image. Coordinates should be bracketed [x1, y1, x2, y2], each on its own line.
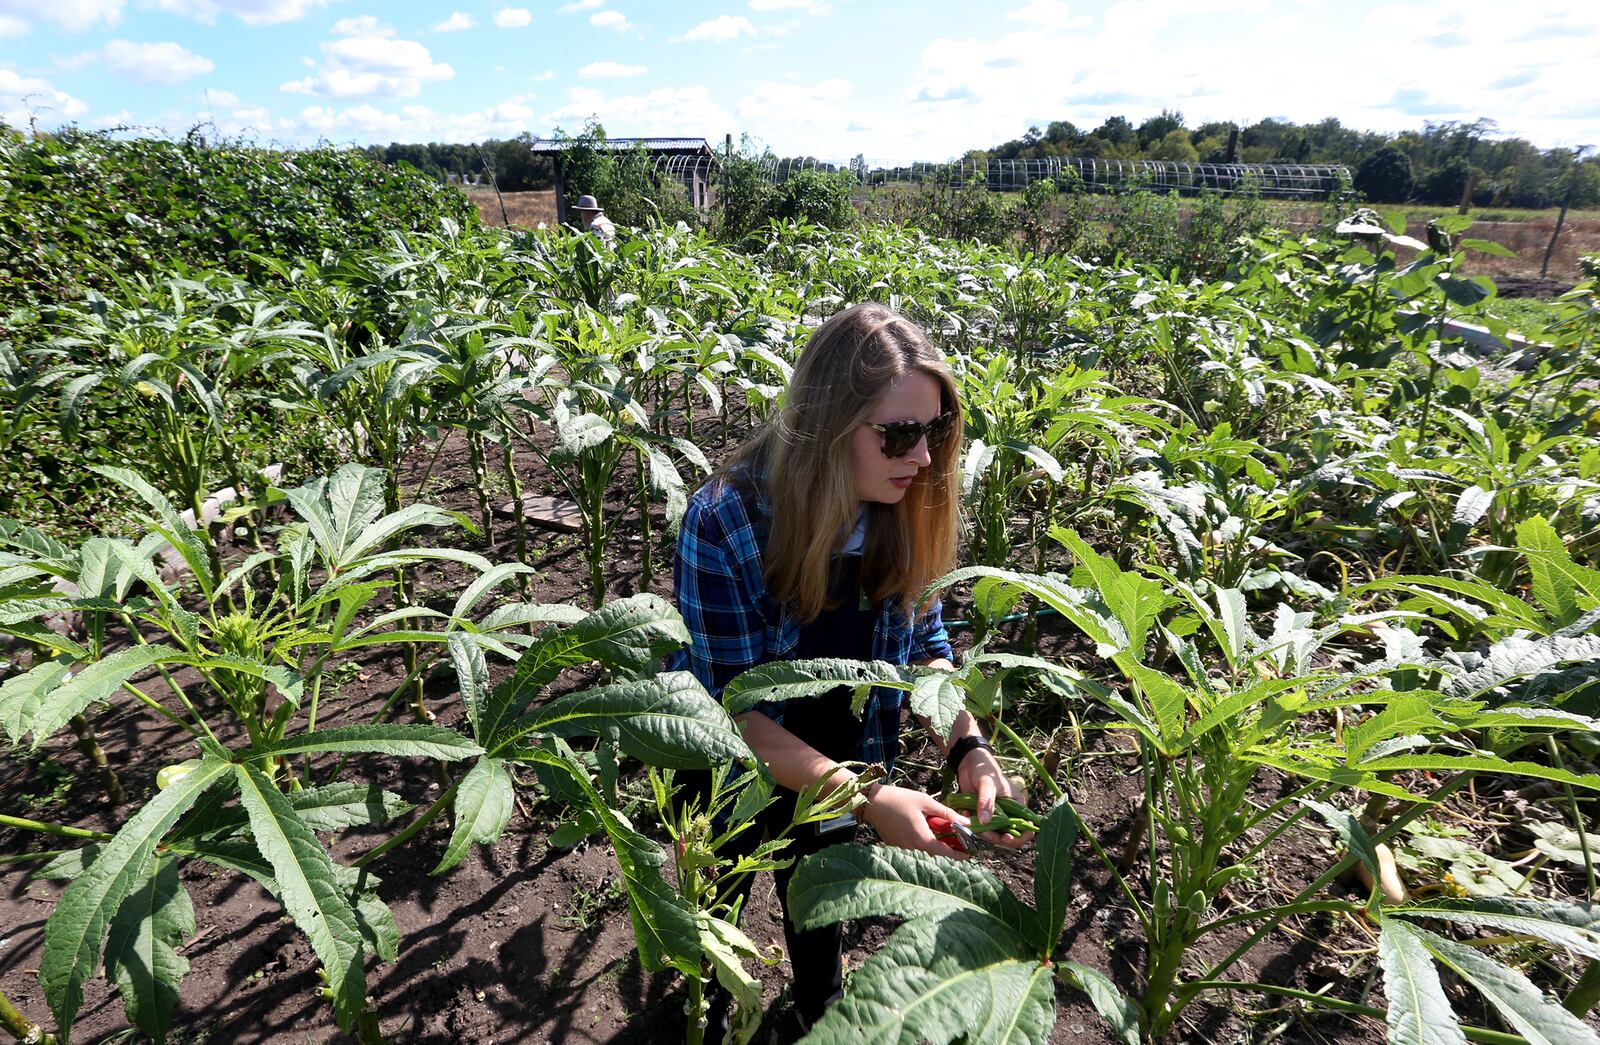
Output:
[1543, 147, 1590, 279]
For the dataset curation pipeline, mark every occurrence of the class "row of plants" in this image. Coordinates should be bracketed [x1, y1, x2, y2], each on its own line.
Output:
[3, 201, 1600, 1043]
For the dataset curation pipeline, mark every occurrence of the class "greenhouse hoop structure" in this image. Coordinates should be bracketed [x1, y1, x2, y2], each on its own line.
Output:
[528, 137, 1352, 213]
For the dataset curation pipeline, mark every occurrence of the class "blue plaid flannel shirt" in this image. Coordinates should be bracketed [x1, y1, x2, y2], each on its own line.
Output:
[667, 472, 953, 769]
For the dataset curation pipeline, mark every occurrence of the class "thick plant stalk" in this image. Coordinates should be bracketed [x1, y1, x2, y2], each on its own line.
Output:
[635, 447, 654, 594]
[500, 442, 532, 598]
[1565, 959, 1600, 1018]
[68, 713, 125, 804]
[0, 988, 56, 1045]
[467, 433, 495, 548]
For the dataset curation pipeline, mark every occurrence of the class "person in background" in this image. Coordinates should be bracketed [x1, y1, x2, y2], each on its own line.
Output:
[670, 301, 1030, 1037]
[572, 193, 616, 246]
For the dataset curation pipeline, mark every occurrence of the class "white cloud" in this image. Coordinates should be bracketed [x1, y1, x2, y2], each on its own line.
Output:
[331, 15, 387, 36]
[433, 11, 474, 32]
[0, 0, 123, 31]
[197, 88, 240, 106]
[75, 40, 216, 85]
[141, 0, 326, 26]
[739, 77, 849, 127]
[88, 109, 136, 128]
[560, 0, 601, 10]
[579, 61, 646, 77]
[282, 25, 453, 99]
[749, 0, 828, 12]
[545, 84, 731, 138]
[534, 69, 556, 81]
[493, 7, 531, 27]
[0, 13, 28, 37]
[1006, 0, 1088, 30]
[589, 9, 632, 31]
[233, 93, 542, 144]
[1, 69, 89, 128]
[677, 15, 755, 42]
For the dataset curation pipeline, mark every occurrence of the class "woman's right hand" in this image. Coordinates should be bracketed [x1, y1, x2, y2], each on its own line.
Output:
[858, 784, 970, 860]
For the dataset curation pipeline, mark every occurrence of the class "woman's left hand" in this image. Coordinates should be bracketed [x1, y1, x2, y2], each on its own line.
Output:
[958, 746, 1034, 850]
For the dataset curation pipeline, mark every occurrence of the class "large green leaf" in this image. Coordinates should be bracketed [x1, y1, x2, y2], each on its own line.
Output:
[477, 593, 689, 744]
[926, 566, 1127, 655]
[799, 907, 1055, 1045]
[1389, 897, 1600, 961]
[103, 855, 192, 1045]
[1031, 800, 1077, 957]
[507, 670, 751, 767]
[89, 466, 214, 596]
[909, 670, 965, 739]
[1518, 518, 1578, 623]
[788, 843, 1033, 942]
[1378, 918, 1468, 1045]
[284, 463, 387, 567]
[517, 743, 700, 976]
[1054, 529, 1170, 659]
[720, 658, 912, 717]
[1344, 694, 1447, 763]
[233, 763, 366, 1031]
[1055, 962, 1140, 1045]
[252, 723, 482, 761]
[433, 757, 514, 876]
[1410, 923, 1600, 1045]
[168, 782, 412, 844]
[0, 659, 69, 744]
[29, 644, 176, 746]
[40, 756, 228, 1034]
[447, 631, 491, 734]
[1441, 634, 1600, 699]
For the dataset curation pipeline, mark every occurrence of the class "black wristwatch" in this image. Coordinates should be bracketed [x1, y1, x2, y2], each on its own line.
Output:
[945, 735, 994, 773]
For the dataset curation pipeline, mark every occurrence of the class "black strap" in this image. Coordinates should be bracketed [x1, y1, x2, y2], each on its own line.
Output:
[945, 735, 994, 773]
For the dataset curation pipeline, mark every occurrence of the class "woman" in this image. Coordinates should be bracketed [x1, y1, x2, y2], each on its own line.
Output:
[670, 302, 1026, 1032]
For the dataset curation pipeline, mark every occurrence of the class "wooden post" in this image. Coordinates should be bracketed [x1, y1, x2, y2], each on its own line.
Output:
[553, 155, 569, 226]
[1543, 148, 1590, 279]
[1457, 171, 1477, 215]
[723, 132, 732, 231]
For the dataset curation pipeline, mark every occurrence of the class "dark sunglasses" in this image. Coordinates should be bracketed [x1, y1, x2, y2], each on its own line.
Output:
[863, 411, 956, 458]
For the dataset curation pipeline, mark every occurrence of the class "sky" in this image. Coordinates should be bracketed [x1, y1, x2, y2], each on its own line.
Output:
[1, 0, 1597, 166]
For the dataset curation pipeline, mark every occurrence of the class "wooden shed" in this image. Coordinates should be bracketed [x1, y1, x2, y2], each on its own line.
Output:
[528, 137, 718, 223]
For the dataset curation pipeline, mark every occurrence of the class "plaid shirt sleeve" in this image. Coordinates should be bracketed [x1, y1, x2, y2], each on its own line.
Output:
[670, 480, 768, 702]
[910, 597, 953, 663]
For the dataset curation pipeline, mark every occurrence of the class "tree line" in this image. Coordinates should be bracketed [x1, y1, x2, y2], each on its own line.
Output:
[362, 132, 555, 193]
[364, 112, 1599, 211]
[969, 112, 1598, 209]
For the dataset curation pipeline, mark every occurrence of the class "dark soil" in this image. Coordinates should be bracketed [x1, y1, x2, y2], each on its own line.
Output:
[0, 405, 1504, 1045]
[1493, 275, 1576, 298]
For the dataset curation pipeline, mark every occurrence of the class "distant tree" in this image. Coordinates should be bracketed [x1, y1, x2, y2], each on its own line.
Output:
[1419, 155, 1472, 205]
[1354, 144, 1414, 202]
[1137, 109, 1185, 149]
[1095, 116, 1136, 147]
[1044, 120, 1080, 145]
[1149, 129, 1199, 163]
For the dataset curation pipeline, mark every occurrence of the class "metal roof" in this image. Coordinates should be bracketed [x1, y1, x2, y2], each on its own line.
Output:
[528, 137, 712, 154]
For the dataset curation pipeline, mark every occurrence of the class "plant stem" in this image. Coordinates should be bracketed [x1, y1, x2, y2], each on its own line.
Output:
[1545, 736, 1595, 897]
[69, 713, 125, 804]
[0, 988, 56, 1045]
[0, 848, 74, 867]
[1186, 981, 1526, 1044]
[0, 814, 114, 842]
[352, 778, 459, 868]
[1192, 772, 1475, 994]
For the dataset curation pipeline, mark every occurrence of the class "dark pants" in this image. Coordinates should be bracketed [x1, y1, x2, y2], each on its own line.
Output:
[698, 780, 860, 1029]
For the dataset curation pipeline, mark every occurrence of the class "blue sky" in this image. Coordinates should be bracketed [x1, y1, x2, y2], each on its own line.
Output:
[2, 0, 1596, 165]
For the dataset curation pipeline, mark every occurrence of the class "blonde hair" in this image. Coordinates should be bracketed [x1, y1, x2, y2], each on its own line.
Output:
[720, 302, 962, 623]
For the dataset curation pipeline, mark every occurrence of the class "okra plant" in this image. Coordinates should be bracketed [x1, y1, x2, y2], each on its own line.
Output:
[0, 462, 508, 1043]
